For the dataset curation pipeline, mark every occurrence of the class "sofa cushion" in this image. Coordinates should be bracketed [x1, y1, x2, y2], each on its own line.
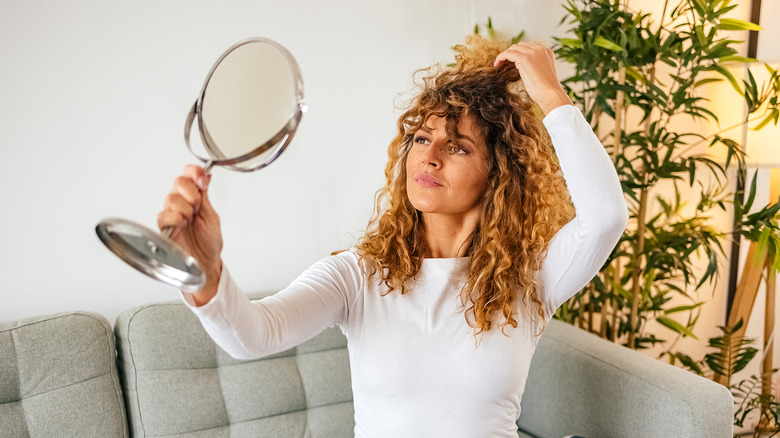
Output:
[0, 311, 128, 438]
[115, 292, 354, 437]
[517, 319, 733, 438]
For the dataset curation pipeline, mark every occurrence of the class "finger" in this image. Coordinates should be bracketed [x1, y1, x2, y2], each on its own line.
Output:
[164, 192, 196, 224]
[157, 210, 187, 231]
[494, 47, 531, 67]
[198, 187, 218, 221]
[172, 175, 202, 207]
[183, 165, 210, 191]
[494, 42, 533, 61]
[494, 42, 552, 67]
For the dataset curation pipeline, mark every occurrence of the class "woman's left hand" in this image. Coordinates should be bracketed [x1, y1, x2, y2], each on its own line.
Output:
[494, 41, 573, 116]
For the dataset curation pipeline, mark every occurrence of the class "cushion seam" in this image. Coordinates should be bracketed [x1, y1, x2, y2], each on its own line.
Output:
[125, 307, 147, 437]
[4, 372, 118, 403]
[99, 313, 130, 438]
[145, 401, 354, 437]
[132, 344, 348, 372]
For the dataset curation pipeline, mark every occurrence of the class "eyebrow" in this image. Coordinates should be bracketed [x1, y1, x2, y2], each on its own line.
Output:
[417, 124, 477, 146]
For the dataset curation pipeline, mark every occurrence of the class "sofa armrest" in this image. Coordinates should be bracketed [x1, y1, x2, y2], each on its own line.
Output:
[517, 319, 733, 438]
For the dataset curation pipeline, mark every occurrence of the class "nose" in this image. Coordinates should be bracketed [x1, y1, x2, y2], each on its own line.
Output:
[420, 139, 443, 168]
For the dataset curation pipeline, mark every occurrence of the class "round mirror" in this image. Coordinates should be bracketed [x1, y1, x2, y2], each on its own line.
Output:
[186, 38, 305, 172]
[96, 37, 305, 292]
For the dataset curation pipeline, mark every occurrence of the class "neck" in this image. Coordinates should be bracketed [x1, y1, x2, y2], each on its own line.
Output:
[421, 211, 480, 258]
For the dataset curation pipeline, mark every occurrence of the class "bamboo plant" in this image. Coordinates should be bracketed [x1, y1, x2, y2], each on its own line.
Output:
[549, 0, 780, 356]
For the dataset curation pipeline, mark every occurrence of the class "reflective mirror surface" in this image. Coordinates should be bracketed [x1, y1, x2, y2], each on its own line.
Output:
[187, 38, 305, 172]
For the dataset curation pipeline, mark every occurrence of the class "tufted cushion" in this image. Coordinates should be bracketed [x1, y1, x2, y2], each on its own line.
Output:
[114, 292, 354, 437]
[0, 312, 128, 438]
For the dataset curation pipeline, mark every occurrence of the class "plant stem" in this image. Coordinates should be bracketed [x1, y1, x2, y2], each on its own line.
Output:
[588, 284, 594, 332]
[600, 271, 609, 337]
[613, 66, 626, 162]
[627, 55, 656, 349]
[600, 300, 609, 337]
[628, 175, 649, 349]
[763, 255, 776, 398]
[612, 278, 620, 342]
[606, 65, 627, 343]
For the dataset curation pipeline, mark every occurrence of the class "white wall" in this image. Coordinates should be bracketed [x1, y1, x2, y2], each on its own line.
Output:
[0, 0, 568, 325]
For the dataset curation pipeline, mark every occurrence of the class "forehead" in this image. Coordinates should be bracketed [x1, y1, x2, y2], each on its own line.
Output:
[422, 113, 482, 139]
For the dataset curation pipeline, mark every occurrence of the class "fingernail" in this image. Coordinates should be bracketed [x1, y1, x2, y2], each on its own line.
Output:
[197, 177, 208, 191]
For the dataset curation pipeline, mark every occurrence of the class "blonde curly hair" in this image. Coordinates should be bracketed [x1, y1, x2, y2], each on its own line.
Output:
[356, 35, 575, 335]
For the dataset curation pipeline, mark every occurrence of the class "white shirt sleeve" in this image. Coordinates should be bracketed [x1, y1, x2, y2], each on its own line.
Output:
[536, 105, 629, 314]
[182, 251, 362, 360]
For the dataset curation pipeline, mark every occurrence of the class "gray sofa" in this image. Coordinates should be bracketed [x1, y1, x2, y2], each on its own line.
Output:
[1, 291, 734, 437]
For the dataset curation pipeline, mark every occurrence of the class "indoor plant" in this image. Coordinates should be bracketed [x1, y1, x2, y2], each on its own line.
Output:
[550, 0, 780, 354]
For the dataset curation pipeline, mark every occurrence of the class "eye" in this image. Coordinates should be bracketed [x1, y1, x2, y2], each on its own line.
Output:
[446, 144, 468, 155]
[413, 135, 431, 145]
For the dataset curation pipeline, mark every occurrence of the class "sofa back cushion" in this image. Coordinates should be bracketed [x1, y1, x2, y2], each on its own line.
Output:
[114, 292, 354, 437]
[0, 312, 128, 437]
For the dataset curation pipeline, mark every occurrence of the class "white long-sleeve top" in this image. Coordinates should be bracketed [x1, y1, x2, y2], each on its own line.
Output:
[183, 104, 629, 438]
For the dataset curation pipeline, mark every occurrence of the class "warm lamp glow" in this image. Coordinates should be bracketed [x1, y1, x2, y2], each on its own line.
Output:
[699, 64, 780, 167]
[757, 0, 780, 62]
[770, 168, 780, 203]
[744, 63, 780, 168]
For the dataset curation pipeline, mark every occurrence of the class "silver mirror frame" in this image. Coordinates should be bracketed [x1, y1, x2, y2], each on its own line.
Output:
[96, 37, 306, 293]
[184, 37, 307, 172]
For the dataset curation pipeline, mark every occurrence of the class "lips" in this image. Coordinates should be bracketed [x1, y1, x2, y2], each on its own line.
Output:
[414, 173, 442, 188]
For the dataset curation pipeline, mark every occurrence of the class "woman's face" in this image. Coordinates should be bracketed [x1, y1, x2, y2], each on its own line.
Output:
[405, 114, 491, 222]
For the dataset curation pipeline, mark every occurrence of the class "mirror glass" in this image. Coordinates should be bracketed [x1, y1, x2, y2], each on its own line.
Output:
[189, 38, 304, 172]
[202, 42, 297, 161]
[96, 37, 305, 292]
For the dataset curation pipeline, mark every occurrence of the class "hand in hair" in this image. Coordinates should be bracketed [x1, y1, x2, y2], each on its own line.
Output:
[493, 41, 572, 116]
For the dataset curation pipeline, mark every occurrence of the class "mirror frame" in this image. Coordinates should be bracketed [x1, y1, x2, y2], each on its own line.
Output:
[184, 37, 306, 172]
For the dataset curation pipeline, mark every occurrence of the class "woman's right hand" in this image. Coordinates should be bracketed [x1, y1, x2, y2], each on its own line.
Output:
[158, 164, 223, 304]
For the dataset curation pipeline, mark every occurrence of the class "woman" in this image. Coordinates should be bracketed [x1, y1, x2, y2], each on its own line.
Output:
[159, 36, 629, 437]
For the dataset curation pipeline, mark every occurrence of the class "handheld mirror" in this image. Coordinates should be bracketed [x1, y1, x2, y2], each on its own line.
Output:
[96, 38, 306, 292]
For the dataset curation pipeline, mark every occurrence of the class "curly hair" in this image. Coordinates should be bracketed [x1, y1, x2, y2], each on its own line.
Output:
[356, 35, 575, 335]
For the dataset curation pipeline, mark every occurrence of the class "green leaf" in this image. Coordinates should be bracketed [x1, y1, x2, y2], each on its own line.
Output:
[691, 0, 707, 17]
[713, 64, 742, 95]
[511, 31, 525, 45]
[665, 302, 705, 314]
[558, 38, 583, 48]
[743, 171, 759, 215]
[594, 35, 622, 52]
[717, 18, 762, 31]
[487, 17, 496, 40]
[657, 316, 698, 339]
[675, 353, 705, 375]
[758, 226, 772, 253]
[688, 157, 696, 186]
[625, 66, 645, 83]
[694, 77, 722, 88]
[752, 111, 779, 131]
[719, 55, 756, 64]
